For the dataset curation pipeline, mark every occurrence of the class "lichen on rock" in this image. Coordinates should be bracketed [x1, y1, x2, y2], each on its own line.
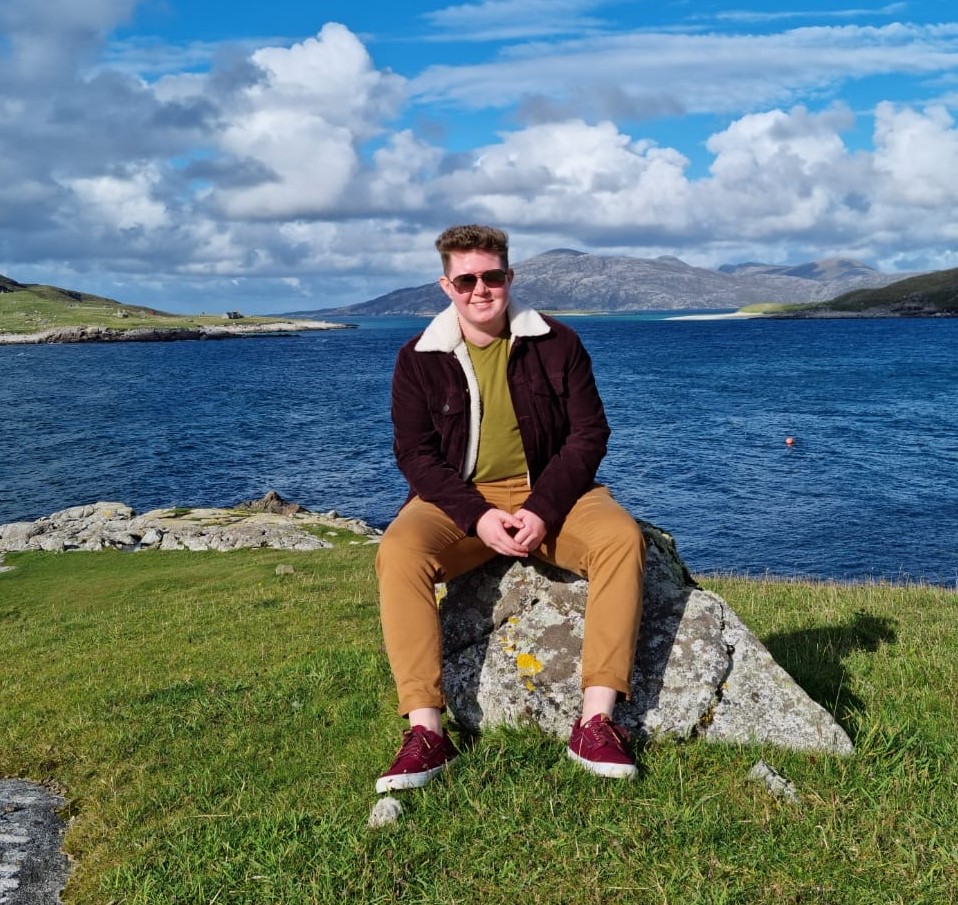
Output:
[440, 521, 853, 755]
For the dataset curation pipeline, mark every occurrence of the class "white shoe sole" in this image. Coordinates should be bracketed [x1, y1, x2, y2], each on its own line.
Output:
[375, 758, 456, 794]
[567, 748, 638, 779]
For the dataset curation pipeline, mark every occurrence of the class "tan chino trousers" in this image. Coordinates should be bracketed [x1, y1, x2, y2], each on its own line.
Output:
[376, 477, 646, 716]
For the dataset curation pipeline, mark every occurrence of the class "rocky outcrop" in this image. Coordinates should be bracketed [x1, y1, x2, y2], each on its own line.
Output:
[440, 524, 853, 754]
[0, 495, 380, 554]
[234, 489, 307, 516]
[0, 780, 70, 905]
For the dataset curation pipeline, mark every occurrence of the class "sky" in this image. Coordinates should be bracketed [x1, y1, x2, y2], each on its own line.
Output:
[1, 1, 956, 314]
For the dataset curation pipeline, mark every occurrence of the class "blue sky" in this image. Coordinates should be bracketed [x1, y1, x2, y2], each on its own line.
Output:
[1, 0, 956, 313]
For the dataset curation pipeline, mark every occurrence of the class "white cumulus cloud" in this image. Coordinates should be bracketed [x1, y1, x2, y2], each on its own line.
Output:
[211, 23, 406, 220]
[66, 165, 170, 231]
[441, 120, 693, 234]
[872, 102, 958, 207]
[2, 11, 958, 311]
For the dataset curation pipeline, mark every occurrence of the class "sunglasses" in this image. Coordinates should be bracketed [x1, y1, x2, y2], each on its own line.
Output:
[449, 268, 509, 294]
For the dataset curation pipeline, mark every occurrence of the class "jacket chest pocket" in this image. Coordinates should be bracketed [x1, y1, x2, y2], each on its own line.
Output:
[427, 392, 467, 465]
[528, 370, 568, 401]
[428, 392, 466, 424]
[525, 370, 569, 438]
[528, 372, 569, 412]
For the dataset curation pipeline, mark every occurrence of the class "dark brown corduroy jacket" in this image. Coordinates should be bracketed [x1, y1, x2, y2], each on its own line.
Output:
[390, 303, 611, 534]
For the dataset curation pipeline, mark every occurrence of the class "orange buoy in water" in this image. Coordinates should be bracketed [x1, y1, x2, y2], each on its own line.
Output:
[785, 436, 795, 447]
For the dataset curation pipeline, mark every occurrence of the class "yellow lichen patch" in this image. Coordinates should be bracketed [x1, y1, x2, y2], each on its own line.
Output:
[498, 617, 518, 654]
[515, 652, 543, 677]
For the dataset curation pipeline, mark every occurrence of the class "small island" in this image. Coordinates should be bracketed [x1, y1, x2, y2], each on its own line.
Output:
[0, 273, 351, 344]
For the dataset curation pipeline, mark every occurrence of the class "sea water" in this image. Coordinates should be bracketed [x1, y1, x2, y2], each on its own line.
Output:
[1, 314, 956, 585]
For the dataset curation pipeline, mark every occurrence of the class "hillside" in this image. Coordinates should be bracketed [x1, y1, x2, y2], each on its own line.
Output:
[287, 250, 914, 317]
[750, 267, 958, 318]
[0, 273, 344, 342]
[0, 274, 175, 331]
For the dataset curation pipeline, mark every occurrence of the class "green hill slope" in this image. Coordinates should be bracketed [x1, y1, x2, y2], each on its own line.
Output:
[0, 273, 330, 340]
[744, 267, 958, 317]
[0, 273, 184, 332]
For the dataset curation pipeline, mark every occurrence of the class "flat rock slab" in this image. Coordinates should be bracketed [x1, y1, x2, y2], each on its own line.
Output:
[0, 780, 70, 905]
[0, 499, 381, 555]
[441, 523, 853, 754]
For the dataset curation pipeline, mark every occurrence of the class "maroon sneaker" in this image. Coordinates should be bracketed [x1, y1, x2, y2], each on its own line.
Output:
[567, 714, 638, 779]
[375, 725, 459, 794]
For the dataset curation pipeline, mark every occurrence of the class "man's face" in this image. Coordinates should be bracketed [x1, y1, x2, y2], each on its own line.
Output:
[439, 249, 513, 344]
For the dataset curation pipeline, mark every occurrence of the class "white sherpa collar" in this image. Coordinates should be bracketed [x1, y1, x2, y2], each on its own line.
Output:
[414, 302, 550, 353]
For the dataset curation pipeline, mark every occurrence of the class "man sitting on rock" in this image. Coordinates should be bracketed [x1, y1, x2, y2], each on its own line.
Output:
[375, 224, 646, 793]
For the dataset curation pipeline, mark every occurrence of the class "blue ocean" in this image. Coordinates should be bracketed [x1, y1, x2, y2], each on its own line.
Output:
[1, 314, 956, 586]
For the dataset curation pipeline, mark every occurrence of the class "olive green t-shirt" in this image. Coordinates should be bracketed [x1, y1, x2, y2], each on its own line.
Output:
[465, 336, 528, 482]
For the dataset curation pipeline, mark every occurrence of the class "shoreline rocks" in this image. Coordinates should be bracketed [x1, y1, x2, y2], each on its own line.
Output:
[0, 320, 353, 345]
[0, 495, 381, 555]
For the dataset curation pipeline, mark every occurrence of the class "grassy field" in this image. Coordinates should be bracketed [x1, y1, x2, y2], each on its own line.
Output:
[0, 283, 285, 334]
[1, 543, 956, 904]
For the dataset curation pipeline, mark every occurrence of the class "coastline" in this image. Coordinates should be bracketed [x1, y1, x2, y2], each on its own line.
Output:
[0, 319, 353, 345]
[0, 496, 381, 558]
[665, 310, 763, 321]
[2, 498, 949, 588]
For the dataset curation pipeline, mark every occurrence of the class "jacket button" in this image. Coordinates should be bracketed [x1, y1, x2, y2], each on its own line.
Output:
[442, 404, 450, 413]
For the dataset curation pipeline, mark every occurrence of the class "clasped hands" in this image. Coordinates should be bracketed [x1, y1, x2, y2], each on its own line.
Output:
[475, 507, 547, 558]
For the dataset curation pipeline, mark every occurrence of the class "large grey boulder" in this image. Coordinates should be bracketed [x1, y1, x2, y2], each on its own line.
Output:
[440, 523, 853, 754]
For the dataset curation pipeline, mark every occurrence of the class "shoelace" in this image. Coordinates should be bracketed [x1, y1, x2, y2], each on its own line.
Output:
[396, 728, 435, 758]
[585, 718, 630, 747]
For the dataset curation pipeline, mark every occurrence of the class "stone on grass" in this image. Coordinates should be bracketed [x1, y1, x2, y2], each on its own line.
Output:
[748, 759, 800, 804]
[440, 522, 853, 755]
[0, 779, 70, 904]
[368, 795, 403, 829]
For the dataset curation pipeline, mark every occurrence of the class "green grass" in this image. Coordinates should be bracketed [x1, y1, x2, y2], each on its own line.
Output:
[820, 267, 958, 313]
[739, 268, 958, 317]
[2, 550, 957, 904]
[738, 302, 804, 314]
[0, 286, 291, 334]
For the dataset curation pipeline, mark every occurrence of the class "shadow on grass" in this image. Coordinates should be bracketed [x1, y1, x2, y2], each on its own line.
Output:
[761, 609, 898, 740]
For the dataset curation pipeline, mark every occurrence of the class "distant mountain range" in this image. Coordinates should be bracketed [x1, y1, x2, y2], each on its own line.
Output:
[287, 250, 920, 317]
[6, 253, 949, 329]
